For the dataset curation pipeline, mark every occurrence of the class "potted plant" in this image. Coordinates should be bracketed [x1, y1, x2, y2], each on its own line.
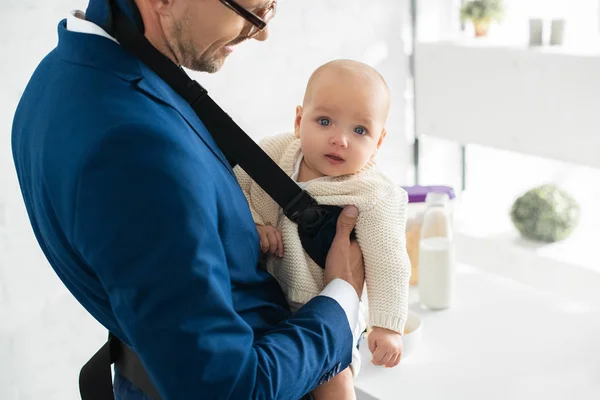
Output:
[460, 0, 505, 37]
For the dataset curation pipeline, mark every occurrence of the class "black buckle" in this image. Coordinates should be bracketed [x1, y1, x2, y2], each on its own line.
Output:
[297, 205, 329, 237]
[283, 190, 316, 222]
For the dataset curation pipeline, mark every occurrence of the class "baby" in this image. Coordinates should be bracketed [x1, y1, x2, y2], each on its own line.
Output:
[235, 59, 411, 399]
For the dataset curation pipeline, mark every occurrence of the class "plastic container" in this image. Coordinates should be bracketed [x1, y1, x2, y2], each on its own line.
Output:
[402, 185, 456, 285]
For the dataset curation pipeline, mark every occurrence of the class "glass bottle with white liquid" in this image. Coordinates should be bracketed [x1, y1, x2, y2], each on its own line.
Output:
[418, 192, 455, 310]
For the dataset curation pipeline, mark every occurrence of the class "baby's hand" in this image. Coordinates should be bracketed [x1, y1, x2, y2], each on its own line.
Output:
[368, 327, 403, 368]
[256, 224, 283, 257]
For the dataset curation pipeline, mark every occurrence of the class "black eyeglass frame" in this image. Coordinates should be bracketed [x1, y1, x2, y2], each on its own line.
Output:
[219, 0, 277, 37]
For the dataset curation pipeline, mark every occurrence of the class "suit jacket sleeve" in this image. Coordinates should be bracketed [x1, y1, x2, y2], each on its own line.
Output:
[72, 123, 352, 399]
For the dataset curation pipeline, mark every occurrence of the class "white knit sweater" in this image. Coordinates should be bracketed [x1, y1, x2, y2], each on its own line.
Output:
[234, 133, 411, 333]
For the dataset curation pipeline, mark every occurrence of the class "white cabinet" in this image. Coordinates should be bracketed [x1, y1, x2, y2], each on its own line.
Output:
[415, 41, 600, 168]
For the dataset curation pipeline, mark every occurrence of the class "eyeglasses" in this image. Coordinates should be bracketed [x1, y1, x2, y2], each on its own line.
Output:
[219, 0, 278, 38]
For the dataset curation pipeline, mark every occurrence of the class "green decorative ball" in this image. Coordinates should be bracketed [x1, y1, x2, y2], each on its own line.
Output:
[510, 184, 580, 243]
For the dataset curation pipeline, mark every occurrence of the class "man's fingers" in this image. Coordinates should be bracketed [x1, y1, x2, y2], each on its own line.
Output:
[335, 206, 359, 241]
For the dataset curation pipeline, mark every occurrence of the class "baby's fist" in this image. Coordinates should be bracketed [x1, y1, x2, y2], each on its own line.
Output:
[256, 224, 283, 257]
[368, 327, 403, 368]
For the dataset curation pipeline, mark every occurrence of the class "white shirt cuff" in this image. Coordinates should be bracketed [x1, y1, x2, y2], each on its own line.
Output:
[318, 279, 360, 333]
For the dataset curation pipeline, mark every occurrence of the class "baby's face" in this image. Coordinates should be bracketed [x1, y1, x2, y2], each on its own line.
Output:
[295, 67, 389, 178]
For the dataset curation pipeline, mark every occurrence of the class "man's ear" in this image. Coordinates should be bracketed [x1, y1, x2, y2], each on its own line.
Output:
[294, 106, 303, 138]
[377, 128, 387, 149]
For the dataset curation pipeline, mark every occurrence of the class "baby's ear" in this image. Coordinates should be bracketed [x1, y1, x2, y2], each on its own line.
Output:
[377, 128, 387, 149]
[294, 106, 303, 138]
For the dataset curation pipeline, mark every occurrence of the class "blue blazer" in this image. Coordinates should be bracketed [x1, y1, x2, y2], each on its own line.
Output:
[11, 18, 352, 399]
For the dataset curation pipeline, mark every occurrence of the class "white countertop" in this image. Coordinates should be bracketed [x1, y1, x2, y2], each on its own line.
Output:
[354, 264, 600, 400]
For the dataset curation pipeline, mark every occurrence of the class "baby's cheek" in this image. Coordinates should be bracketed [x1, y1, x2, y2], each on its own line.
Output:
[348, 153, 372, 173]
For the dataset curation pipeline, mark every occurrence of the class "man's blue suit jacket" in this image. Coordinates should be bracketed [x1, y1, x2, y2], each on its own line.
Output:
[11, 16, 352, 399]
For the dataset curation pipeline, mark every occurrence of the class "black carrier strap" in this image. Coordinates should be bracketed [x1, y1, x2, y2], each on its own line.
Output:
[79, 334, 162, 400]
[111, 1, 316, 221]
[79, 335, 115, 400]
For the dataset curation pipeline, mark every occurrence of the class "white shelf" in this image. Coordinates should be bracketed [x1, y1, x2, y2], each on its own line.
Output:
[414, 40, 600, 169]
[423, 39, 600, 57]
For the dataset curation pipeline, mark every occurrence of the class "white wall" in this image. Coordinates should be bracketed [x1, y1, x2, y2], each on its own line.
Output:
[0, 1, 409, 398]
[196, 0, 411, 180]
[414, 0, 462, 41]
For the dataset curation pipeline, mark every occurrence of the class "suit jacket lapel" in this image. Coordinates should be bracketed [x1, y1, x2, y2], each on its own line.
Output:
[135, 66, 234, 175]
[58, 21, 234, 175]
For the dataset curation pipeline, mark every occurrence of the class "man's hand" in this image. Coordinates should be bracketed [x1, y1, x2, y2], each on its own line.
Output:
[256, 224, 283, 257]
[324, 206, 365, 297]
[368, 327, 403, 368]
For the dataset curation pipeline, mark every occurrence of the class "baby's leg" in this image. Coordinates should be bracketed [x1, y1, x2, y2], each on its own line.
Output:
[311, 368, 356, 400]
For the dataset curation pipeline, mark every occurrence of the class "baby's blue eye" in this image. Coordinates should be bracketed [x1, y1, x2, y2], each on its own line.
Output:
[354, 126, 366, 135]
[318, 118, 331, 126]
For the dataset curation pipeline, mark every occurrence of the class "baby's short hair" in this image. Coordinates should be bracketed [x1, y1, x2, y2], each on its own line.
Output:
[303, 59, 390, 107]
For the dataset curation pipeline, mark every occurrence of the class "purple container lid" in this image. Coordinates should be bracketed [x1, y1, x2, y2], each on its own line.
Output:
[402, 185, 456, 203]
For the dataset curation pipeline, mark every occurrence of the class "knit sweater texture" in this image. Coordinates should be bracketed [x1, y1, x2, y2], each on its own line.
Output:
[234, 133, 411, 333]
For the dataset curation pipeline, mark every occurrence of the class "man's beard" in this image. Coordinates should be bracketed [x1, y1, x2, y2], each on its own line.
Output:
[189, 52, 224, 74]
[168, 15, 224, 73]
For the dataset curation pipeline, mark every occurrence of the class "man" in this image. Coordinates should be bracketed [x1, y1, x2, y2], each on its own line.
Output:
[11, 0, 365, 399]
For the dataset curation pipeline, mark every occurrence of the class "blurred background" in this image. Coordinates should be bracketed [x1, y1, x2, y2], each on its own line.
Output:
[1, 0, 599, 399]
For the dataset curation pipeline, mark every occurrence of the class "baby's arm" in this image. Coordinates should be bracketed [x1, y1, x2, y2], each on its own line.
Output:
[234, 167, 283, 256]
[355, 187, 411, 367]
